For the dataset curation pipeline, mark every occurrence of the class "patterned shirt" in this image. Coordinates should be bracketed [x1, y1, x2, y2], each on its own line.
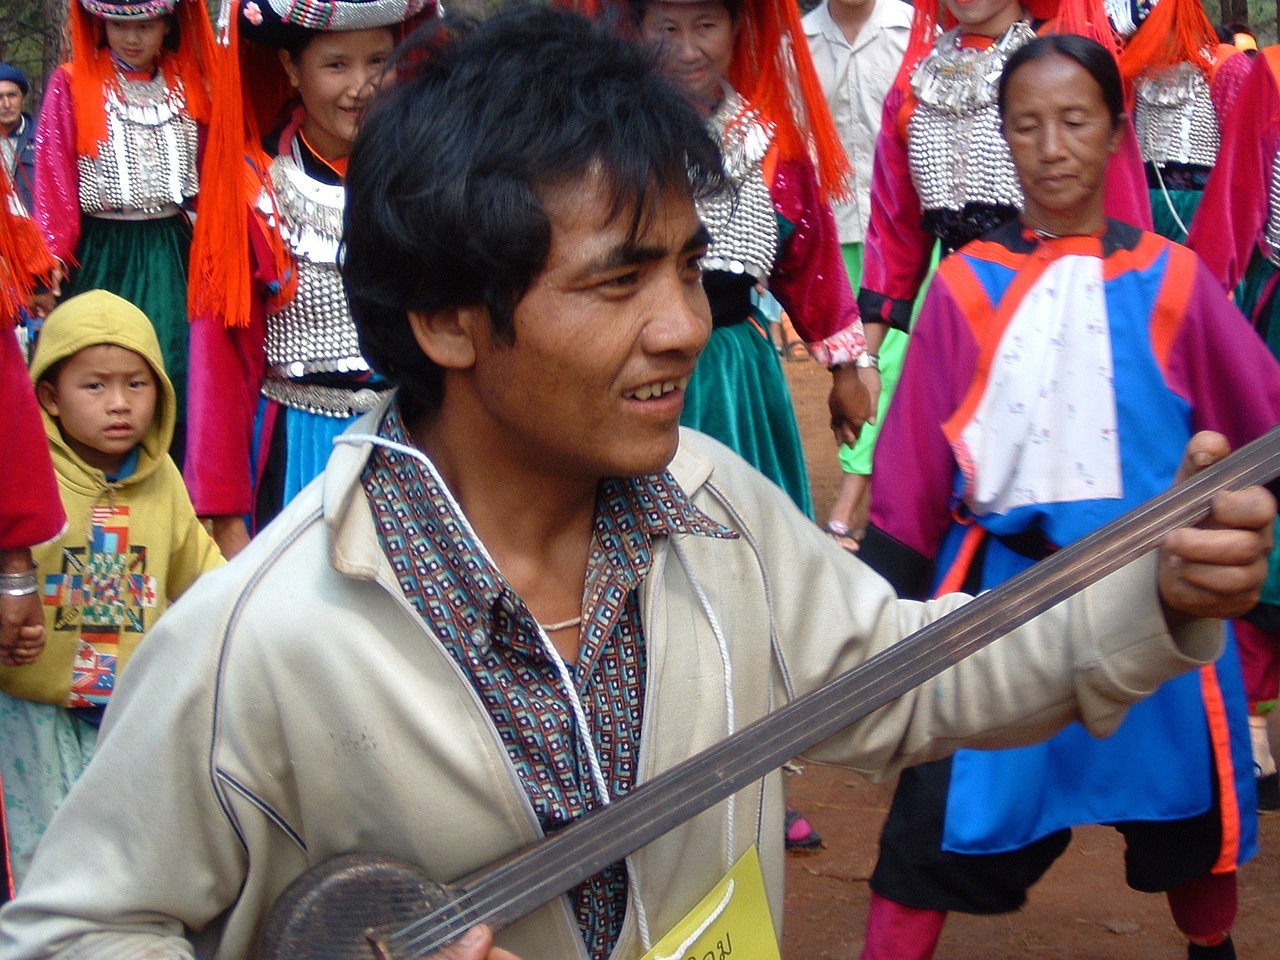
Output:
[361, 403, 735, 958]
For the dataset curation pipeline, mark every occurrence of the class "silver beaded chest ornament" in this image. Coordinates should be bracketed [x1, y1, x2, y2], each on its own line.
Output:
[906, 21, 1035, 214]
[1262, 149, 1280, 268]
[259, 151, 377, 417]
[76, 70, 199, 215]
[1133, 62, 1219, 168]
[696, 84, 780, 283]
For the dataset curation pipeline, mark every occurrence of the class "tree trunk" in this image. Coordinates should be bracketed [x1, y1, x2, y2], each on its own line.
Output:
[40, 0, 68, 99]
[1217, 0, 1250, 26]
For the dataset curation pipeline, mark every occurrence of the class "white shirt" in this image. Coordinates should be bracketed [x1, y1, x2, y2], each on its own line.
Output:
[803, 0, 912, 244]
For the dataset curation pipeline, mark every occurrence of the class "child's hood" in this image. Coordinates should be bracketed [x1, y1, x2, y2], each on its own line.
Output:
[29, 289, 177, 491]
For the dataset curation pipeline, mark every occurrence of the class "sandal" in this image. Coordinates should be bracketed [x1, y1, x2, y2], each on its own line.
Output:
[824, 520, 860, 553]
[785, 805, 823, 852]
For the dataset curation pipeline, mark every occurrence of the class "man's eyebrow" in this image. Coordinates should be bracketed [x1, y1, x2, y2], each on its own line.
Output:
[685, 224, 713, 252]
[579, 225, 713, 277]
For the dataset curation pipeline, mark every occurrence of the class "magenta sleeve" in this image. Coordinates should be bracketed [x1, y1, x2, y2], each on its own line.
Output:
[1210, 49, 1252, 130]
[1187, 55, 1280, 291]
[1166, 258, 1280, 443]
[868, 270, 978, 560]
[0, 325, 65, 551]
[767, 157, 862, 356]
[183, 210, 274, 518]
[33, 67, 83, 267]
[859, 87, 934, 324]
[1104, 120, 1154, 232]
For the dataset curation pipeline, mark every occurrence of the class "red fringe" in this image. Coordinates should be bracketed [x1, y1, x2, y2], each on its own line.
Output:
[1118, 0, 1216, 82]
[1055, 0, 1120, 57]
[187, 2, 287, 329]
[0, 177, 56, 321]
[725, 0, 853, 202]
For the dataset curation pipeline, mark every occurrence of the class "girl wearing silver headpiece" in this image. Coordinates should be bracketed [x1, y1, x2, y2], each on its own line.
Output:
[185, 0, 432, 559]
[1113, 0, 1251, 241]
[633, 0, 870, 520]
[34, 0, 217, 465]
[857, 0, 1153, 332]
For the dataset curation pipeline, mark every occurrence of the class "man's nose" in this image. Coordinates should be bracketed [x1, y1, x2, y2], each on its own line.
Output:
[653, 274, 711, 356]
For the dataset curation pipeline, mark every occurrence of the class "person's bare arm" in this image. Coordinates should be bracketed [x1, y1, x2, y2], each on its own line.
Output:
[0, 548, 44, 666]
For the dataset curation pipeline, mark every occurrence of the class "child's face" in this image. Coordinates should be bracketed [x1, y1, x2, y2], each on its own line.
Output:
[37, 344, 158, 476]
[104, 17, 168, 72]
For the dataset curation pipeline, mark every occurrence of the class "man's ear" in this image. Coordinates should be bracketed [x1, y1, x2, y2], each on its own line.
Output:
[35, 379, 59, 418]
[406, 305, 486, 371]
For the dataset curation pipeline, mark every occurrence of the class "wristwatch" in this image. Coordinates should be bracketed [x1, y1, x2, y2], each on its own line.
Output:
[853, 352, 880, 370]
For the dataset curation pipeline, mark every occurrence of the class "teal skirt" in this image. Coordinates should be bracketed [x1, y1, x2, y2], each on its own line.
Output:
[0, 694, 98, 889]
[681, 319, 813, 517]
[1147, 186, 1200, 243]
[65, 214, 193, 432]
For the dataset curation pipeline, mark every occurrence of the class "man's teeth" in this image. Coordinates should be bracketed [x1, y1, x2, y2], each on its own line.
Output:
[627, 376, 690, 401]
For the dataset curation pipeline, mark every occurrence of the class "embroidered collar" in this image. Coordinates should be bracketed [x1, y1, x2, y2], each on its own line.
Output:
[986, 217, 1142, 258]
[366, 402, 737, 659]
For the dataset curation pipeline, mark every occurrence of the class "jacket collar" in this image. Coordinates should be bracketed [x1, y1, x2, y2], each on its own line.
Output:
[322, 396, 730, 582]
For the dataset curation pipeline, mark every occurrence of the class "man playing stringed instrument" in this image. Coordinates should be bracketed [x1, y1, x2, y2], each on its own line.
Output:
[0, 7, 1276, 960]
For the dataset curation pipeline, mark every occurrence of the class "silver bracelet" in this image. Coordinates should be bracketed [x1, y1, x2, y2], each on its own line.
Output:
[0, 569, 39, 598]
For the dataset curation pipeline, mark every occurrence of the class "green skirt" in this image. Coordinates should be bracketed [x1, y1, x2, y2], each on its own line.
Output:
[681, 319, 813, 517]
[838, 241, 937, 476]
[65, 214, 192, 430]
[1147, 186, 1200, 243]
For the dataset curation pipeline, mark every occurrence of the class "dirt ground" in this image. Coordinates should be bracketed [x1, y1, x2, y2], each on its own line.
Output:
[777, 358, 1280, 959]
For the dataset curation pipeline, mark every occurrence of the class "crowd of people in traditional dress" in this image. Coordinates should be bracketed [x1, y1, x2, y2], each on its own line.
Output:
[0, 0, 1279, 958]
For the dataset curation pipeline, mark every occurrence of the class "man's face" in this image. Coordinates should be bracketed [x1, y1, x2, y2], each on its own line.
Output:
[0, 82, 24, 132]
[441, 173, 712, 486]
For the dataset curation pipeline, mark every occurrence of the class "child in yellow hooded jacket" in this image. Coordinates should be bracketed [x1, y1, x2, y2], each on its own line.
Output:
[0, 289, 222, 892]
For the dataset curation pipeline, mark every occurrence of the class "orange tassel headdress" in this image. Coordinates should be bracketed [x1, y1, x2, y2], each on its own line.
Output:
[0, 176, 56, 323]
[188, 0, 435, 329]
[1117, 0, 1217, 82]
[721, 0, 853, 203]
[67, 0, 217, 158]
[591, 0, 852, 203]
[896, 0, 1120, 91]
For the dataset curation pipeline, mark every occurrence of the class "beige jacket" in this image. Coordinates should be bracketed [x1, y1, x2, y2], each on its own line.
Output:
[0, 418, 1222, 960]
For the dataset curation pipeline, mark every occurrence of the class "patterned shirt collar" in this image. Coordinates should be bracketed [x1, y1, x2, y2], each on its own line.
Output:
[374, 402, 735, 652]
[363, 402, 737, 959]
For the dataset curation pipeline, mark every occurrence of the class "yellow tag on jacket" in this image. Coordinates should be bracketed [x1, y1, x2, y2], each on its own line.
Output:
[639, 845, 781, 960]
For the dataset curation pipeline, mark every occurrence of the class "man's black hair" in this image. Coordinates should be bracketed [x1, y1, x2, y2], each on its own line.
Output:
[998, 34, 1126, 127]
[343, 3, 726, 418]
